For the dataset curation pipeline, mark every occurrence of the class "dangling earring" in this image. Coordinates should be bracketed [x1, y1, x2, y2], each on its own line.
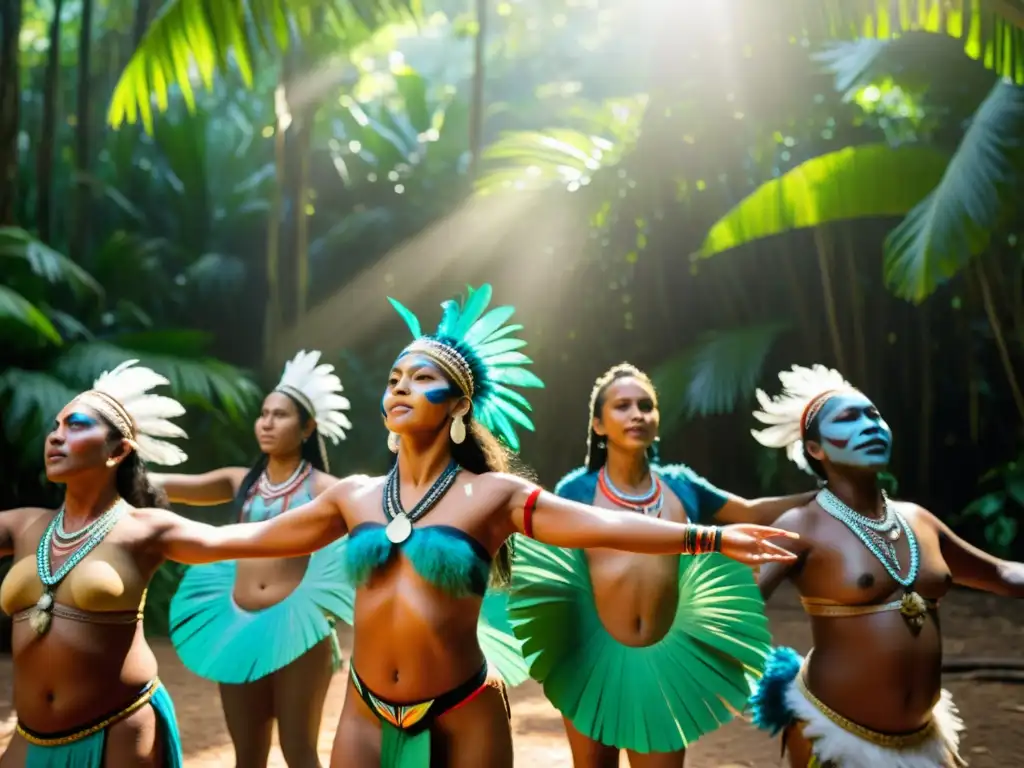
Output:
[597, 439, 606, 449]
[105, 458, 117, 468]
[387, 431, 400, 453]
[450, 413, 466, 445]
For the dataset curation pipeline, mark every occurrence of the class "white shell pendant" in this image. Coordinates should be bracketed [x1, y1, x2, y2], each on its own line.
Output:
[889, 527, 901, 541]
[386, 513, 413, 544]
[30, 592, 54, 635]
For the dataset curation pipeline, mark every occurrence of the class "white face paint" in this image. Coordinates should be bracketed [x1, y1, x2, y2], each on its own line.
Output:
[814, 392, 892, 469]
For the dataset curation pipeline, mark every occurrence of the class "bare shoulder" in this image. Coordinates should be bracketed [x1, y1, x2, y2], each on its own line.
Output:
[312, 469, 341, 496]
[129, 505, 184, 534]
[325, 473, 382, 503]
[2, 507, 53, 536]
[476, 471, 532, 496]
[892, 499, 940, 529]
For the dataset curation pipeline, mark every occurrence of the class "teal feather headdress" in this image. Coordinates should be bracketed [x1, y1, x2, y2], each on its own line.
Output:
[387, 284, 544, 451]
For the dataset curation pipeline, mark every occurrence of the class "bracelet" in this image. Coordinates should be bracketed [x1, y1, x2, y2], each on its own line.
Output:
[682, 525, 723, 555]
[713, 526, 723, 553]
[523, 488, 541, 539]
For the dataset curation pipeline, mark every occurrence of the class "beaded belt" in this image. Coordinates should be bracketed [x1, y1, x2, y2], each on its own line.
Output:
[16, 679, 160, 747]
[795, 663, 936, 750]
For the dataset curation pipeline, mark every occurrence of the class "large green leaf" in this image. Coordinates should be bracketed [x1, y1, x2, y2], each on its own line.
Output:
[109, 0, 418, 133]
[651, 322, 790, 436]
[695, 144, 951, 259]
[0, 369, 79, 451]
[0, 286, 62, 345]
[50, 340, 261, 421]
[884, 81, 1024, 302]
[0, 227, 103, 299]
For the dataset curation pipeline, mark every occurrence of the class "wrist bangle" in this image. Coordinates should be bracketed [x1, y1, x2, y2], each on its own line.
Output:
[713, 526, 723, 553]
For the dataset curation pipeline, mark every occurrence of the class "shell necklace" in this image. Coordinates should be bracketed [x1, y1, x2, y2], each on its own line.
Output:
[382, 461, 461, 543]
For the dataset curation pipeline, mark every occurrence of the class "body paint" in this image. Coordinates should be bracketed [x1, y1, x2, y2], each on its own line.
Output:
[816, 392, 892, 467]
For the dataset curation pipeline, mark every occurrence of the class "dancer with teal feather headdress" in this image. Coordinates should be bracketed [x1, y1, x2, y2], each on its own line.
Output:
[154, 350, 354, 767]
[0, 360, 188, 766]
[133, 284, 798, 767]
[508, 362, 815, 766]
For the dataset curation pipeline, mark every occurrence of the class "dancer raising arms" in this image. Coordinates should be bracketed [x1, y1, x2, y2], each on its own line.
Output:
[151, 351, 353, 768]
[0, 360, 189, 766]
[509, 362, 815, 768]
[135, 284, 798, 768]
[749, 364, 1024, 768]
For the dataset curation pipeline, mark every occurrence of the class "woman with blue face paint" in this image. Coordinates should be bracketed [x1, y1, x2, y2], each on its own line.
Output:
[748, 364, 1024, 768]
[508, 362, 816, 768]
[131, 285, 799, 768]
[0, 360, 189, 767]
[151, 350, 353, 768]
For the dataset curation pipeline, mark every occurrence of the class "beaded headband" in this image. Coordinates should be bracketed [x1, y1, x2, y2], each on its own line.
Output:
[74, 390, 137, 442]
[401, 338, 475, 398]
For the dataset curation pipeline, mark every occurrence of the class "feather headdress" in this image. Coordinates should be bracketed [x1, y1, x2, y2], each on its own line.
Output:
[387, 284, 544, 451]
[74, 360, 188, 466]
[751, 364, 855, 474]
[274, 350, 352, 446]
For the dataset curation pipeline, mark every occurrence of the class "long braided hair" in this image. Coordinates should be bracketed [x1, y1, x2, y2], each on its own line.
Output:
[584, 363, 661, 471]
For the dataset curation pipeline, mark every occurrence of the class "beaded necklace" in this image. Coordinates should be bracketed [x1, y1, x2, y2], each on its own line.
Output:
[597, 465, 664, 517]
[383, 461, 461, 543]
[32, 498, 127, 635]
[816, 489, 919, 588]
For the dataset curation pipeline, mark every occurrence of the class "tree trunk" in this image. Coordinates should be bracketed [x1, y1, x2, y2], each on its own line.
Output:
[468, 0, 486, 180]
[975, 260, 1024, 424]
[0, 0, 23, 225]
[36, 0, 65, 244]
[71, 0, 94, 263]
[814, 226, 847, 372]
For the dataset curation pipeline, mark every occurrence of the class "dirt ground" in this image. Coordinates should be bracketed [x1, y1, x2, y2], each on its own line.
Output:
[1, 584, 1023, 766]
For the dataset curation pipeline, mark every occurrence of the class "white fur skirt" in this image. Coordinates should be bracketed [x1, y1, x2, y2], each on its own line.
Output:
[785, 673, 967, 768]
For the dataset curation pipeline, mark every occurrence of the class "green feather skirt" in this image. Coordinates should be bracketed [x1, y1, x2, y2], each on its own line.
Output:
[508, 537, 771, 753]
[169, 538, 355, 684]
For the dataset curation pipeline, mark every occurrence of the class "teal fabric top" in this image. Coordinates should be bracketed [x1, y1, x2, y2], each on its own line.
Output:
[344, 523, 491, 598]
[242, 473, 315, 523]
[554, 463, 729, 523]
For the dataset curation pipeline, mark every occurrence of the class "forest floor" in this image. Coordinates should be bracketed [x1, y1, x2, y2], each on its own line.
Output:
[0, 584, 1022, 766]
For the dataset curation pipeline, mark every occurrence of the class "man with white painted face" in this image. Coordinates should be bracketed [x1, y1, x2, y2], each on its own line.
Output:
[745, 364, 1024, 768]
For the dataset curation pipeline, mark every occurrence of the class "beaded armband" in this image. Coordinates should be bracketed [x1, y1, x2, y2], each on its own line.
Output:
[681, 524, 722, 555]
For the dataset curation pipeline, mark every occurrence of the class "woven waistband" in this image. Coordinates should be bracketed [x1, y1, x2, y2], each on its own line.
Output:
[13, 602, 142, 625]
[796, 663, 935, 749]
[801, 595, 938, 618]
[16, 679, 160, 747]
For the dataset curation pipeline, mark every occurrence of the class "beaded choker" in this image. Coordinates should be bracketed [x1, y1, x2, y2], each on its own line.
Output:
[383, 461, 461, 543]
[597, 466, 664, 517]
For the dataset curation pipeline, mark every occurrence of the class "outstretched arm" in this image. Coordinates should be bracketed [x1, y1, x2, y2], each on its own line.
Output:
[498, 475, 798, 566]
[927, 508, 1024, 598]
[715, 490, 818, 526]
[140, 477, 356, 564]
[150, 467, 247, 506]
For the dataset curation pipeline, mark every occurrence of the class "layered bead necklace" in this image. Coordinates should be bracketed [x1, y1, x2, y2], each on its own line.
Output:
[597, 465, 664, 517]
[256, 459, 311, 501]
[383, 461, 461, 543]
[816, 488, 919, 587]
[32, 497, 127, 635]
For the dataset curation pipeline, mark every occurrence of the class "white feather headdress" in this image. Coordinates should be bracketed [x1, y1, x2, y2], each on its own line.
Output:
[751, 364, 854, 474]
[74, 359, 188, 466]
[274, 350, 352, 445]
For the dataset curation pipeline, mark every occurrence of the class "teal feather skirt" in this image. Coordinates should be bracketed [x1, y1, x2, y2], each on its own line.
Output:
[169, 538, 355, 684]
[24, 682, 182, 768]
[508, 536, 772, 753]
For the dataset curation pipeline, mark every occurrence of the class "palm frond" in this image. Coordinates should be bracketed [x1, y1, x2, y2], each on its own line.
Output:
[50, 338, 261, 422]
[0, 286, 62, 345]
[695, 144, 951, 259]
[0, 368, 79, 451]
[0, 227, 104, 299]
[884, 80, 1024, 302]
[651, 323, 790, 436]
[109, 0, 419, 133]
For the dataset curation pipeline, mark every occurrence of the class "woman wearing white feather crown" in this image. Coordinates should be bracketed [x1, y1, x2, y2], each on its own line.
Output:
[747, 363, 1024, 768]
[151, 350, 354, 768]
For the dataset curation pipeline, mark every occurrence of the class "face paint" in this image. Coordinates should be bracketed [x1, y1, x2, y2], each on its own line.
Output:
[66, 412, 99, 428]
[424, 383, 457, 404]
[815, 392, 892, 468]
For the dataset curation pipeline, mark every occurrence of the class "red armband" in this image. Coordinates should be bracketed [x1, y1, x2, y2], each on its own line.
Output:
[523, 488, 541, 539]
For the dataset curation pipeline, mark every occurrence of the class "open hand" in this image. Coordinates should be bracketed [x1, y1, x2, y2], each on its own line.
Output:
[719, 524, 799, 566]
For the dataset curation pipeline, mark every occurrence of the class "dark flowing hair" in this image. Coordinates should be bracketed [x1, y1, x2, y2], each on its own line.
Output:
[232, 393, 328, 518]
[102, 425, 170, 510]
[801, 408, 829, 483]
[584, 362, 661, 471]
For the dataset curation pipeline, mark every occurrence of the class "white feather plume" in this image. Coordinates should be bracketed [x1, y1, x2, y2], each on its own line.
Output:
[90, 359, 189, 466]
[275, 350, 352, 444]
[751, 364, 853, 473]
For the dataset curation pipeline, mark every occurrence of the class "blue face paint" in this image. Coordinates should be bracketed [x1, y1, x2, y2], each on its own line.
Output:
[815, 392, 892, 468]
[66, 412, 99, 428]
